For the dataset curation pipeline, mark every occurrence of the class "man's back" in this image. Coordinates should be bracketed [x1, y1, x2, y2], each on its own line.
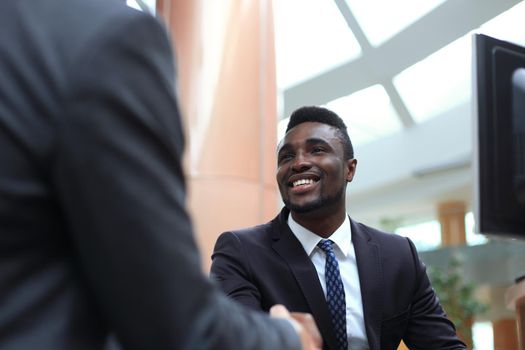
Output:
[0, 1, 305, 349]
[0, 1, 133, 347]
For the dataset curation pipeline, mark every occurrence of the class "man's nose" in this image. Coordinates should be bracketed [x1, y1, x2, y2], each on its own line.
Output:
[291, 152, 312, 172]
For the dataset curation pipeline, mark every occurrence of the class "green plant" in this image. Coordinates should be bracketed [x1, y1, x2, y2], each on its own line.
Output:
[428, 258, 488, 348]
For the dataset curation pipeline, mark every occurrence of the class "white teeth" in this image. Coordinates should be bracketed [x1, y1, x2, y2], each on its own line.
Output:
[293, 179, 315, 187]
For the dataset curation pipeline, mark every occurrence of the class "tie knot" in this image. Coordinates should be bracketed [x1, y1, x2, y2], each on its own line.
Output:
[317, 239, 334, 253]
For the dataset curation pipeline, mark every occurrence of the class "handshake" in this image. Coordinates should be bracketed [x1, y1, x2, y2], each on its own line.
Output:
[270, 305, 323, 350]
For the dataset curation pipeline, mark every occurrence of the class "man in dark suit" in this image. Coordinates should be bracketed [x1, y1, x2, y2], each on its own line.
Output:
[0, 1, 321, 349]
[211, 106, 467, 350]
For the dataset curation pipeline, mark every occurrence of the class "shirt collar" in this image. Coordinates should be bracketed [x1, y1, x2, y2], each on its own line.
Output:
[287, 213, 352, 257]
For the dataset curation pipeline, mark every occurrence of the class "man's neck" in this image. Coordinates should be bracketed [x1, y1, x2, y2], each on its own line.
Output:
[290, 208, 347, 238]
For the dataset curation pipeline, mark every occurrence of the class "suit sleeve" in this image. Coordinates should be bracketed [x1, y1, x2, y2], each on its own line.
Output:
[403, 238, 467, 349]
[51, 10, 300, 350]
[211, 232, 265, 311]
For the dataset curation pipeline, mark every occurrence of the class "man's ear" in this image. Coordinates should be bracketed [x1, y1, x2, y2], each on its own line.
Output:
[346, 159, 357, 182]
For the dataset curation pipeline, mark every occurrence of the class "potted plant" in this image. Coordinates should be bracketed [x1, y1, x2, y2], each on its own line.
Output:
[428, 258, 488, 349]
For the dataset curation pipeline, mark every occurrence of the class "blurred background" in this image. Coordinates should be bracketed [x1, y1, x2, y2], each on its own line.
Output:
[129, 1, 525, 348]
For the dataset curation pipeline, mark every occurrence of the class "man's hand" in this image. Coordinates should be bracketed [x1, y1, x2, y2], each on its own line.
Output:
[270, 304, 322, 350]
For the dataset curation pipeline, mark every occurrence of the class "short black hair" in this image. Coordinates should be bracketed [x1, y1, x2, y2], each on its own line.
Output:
[286, 106, 354, 159]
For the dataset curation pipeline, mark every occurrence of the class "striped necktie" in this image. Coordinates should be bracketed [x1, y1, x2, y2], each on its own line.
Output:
[318, 239, 348, 350]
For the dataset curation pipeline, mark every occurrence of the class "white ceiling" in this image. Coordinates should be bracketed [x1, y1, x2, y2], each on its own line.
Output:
[273, 0, 525, 226]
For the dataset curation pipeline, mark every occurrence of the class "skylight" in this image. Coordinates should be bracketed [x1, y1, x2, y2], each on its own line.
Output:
[392, 1, 525, 125]
[272, 0, 361, 90]
[324, 85, 402, 146]
[393, 35, 472, 124]
[344, 0, 446, 47]
[478, 1, 525, 46]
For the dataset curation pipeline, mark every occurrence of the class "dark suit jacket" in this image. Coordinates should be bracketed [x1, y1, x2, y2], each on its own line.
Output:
[0, 1, 299, 349]
[211, 208, 467, 350]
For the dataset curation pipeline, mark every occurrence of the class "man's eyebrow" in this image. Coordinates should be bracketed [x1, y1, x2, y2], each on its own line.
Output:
[277, 138, 332, 154]
[305, 138, 331, 147]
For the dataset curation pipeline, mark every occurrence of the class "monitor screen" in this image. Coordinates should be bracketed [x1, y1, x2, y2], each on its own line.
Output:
[473, 33, 525, 238]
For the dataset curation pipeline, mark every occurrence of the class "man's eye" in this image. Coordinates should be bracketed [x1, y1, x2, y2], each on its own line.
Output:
[279, 153, 294, 162]
[312, 147, 325, 153]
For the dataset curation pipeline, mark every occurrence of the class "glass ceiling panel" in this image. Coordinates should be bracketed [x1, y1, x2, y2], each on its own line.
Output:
[393, 35, 471, 124]
[477, 1, 525, 46]
[324, 85, 402, 146]
[393, 1, 525, 125]
[344, 0, 445, 47]
[273, 0, 361, 90]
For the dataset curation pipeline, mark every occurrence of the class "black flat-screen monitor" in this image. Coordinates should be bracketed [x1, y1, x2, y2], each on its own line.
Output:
[473, 33, 525, 238]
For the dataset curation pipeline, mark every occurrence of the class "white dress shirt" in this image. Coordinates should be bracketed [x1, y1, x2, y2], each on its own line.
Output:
[288, 214, 370, 350]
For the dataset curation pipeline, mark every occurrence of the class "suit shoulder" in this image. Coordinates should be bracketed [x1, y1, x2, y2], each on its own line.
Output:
[212, 221, 276, 264]
[224, 221, 274, 243]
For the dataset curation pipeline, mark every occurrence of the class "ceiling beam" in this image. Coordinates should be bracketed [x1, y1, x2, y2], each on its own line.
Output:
[283, 0, 522, 117]
[333, 0, 415, 127]
[333, 0, 372, 53]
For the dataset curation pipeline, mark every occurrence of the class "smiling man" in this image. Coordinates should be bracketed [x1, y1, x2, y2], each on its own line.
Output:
[210, 106, 466, 350]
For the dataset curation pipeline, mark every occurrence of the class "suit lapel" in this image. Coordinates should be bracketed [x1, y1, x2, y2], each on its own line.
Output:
[271, 209, 339, 350]
[351, 219, 383, 350]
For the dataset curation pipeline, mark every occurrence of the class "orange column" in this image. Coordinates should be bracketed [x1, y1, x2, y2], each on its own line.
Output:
[506, 280, 525, 350]
[158, 0, 279, 271]
[493, 318, 519, 350]
[437, 200, 471, 348]
[438, 201, 467, 246]
[516, 297, 525, 350]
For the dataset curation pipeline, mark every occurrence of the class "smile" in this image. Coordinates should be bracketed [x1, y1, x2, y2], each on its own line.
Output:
[292, 178, 316, 187]
[287, 175, 320, 188]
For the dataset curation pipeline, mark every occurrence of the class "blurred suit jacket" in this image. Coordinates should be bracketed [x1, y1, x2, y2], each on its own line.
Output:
[0, 1, 300, 349]
[211, 208, 467, 350]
